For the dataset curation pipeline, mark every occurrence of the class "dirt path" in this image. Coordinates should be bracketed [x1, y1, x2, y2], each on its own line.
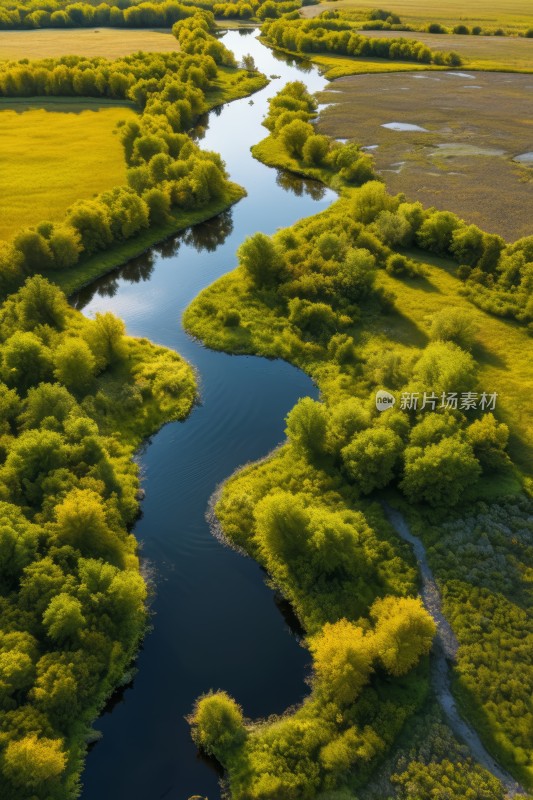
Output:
[382, 502, 528, 798]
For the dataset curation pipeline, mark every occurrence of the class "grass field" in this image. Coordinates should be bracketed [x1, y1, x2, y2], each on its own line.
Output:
[317, 70, 533, 241]
[0, 100, 136, 241]
[301, 0, 533, 35]
[0, 28, 181, 60]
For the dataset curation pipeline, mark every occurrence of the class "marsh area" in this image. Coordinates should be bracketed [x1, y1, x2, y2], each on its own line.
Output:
[318, 70, 533, 241]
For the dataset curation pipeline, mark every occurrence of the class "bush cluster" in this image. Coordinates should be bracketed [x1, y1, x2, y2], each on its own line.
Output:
[261, 81, 378, 186]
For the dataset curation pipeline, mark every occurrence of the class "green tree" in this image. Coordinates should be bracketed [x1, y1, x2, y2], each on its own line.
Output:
[13, 229, 53, 272]
[54, 488, 125, 565]
[31, 658, 79, 726]
[466, 413, 509, 471]
[237, 232, 285, 287]
[341, 427, 403, 493]
[310, 619, 373, 705]
[2, 331, 53, 393]
[417, 211, 460, 255]
[17, 275, 68, 331]
[190, 691, 247, 761]
[85, 311, 127, 369]
[401, 435, 481, 506]
[143, 187, 171, 224]
[1, 428, 66, 506]
[67, 200, 113, 255]
[19, 383, 77, 430]
[302, 134, 330, 166]
[280, 119, 314, 159]
[326, 398, 371, 455]
[49, 224, 82, 269]
[254, 491, 310, 563]
[285, 397, 328, 459]
[371, 596, 436, 676]
[412, 341, 476, 395]
[352, 180, 396, 224]
[43, 593, 86, 645]
[0, 503, 40, 592]
[53, 338, 96, 394]
[2, 734, 66, 788]
[429, 308, 477, 350]
[337, 247, 376, 300]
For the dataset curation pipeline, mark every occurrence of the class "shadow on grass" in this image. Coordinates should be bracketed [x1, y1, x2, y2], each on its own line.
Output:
[473, 340, 508, 370]
[401, 272, 443, 294]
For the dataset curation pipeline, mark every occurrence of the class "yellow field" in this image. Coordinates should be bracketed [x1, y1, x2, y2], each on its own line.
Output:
[302, 0, 533, 33]
[0, 101, 137, 241]
[0, 28, 181, 61]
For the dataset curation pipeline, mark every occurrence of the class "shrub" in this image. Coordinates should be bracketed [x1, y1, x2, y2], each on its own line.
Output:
[190, 691, 247, 761]
[429, 308, 477, 350]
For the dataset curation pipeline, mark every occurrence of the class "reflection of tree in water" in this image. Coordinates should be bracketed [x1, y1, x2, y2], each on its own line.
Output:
[190, 113, 209, 142]
[238, 27, 255, 36]
[122, 250, 156, 282]
[271, 48, 313, 73]
[276, 170, 326, 201]
[155, 236, 181, 260]
[71, 211, 235, 309]
[183, 209, 234, 253]
[72, 250, 156, 308]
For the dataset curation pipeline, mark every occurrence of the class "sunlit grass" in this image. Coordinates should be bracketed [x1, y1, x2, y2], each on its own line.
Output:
[0, 101, 137, 241]
[0, 27, 181, 60]
[301, 0, 533, 35]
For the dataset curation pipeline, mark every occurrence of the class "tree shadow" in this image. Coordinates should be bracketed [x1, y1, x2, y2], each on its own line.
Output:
[473, 340, 507, 369]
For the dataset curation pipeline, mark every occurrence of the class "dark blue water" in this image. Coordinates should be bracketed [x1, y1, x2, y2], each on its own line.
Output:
[76, 31, 335, 800]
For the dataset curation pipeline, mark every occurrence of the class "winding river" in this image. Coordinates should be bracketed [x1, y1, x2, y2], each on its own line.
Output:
[76, 30, 335, 800]
[74, 30, 522, 800]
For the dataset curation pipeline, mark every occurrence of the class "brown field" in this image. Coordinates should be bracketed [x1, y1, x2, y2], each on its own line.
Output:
[317, 70, 533, 242]
[353, 29, 533, 72]
[0, 28, 181, 61]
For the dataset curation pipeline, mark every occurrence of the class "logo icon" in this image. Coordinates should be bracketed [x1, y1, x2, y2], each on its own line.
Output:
[375, 390, 396, 412]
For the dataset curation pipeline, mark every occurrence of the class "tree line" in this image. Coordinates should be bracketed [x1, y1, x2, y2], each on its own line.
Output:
[0, 275, 196, 798]
[262, 13, 463, 66]
[0, 0, 301, 28]
[0, 12, 250, 292]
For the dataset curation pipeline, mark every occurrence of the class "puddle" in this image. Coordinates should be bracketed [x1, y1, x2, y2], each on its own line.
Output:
[446, 71, 476, 79]
[431, 143, 506, 158]
[336, 137, 349, 143]
[382, 122, 429, 132]
[514, 152, 533, 164]
[463, 85, 483, 89]
[362, 144, 379, 151]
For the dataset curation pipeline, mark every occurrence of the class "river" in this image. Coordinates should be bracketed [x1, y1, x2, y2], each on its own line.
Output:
[76, 30, 335, 800]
